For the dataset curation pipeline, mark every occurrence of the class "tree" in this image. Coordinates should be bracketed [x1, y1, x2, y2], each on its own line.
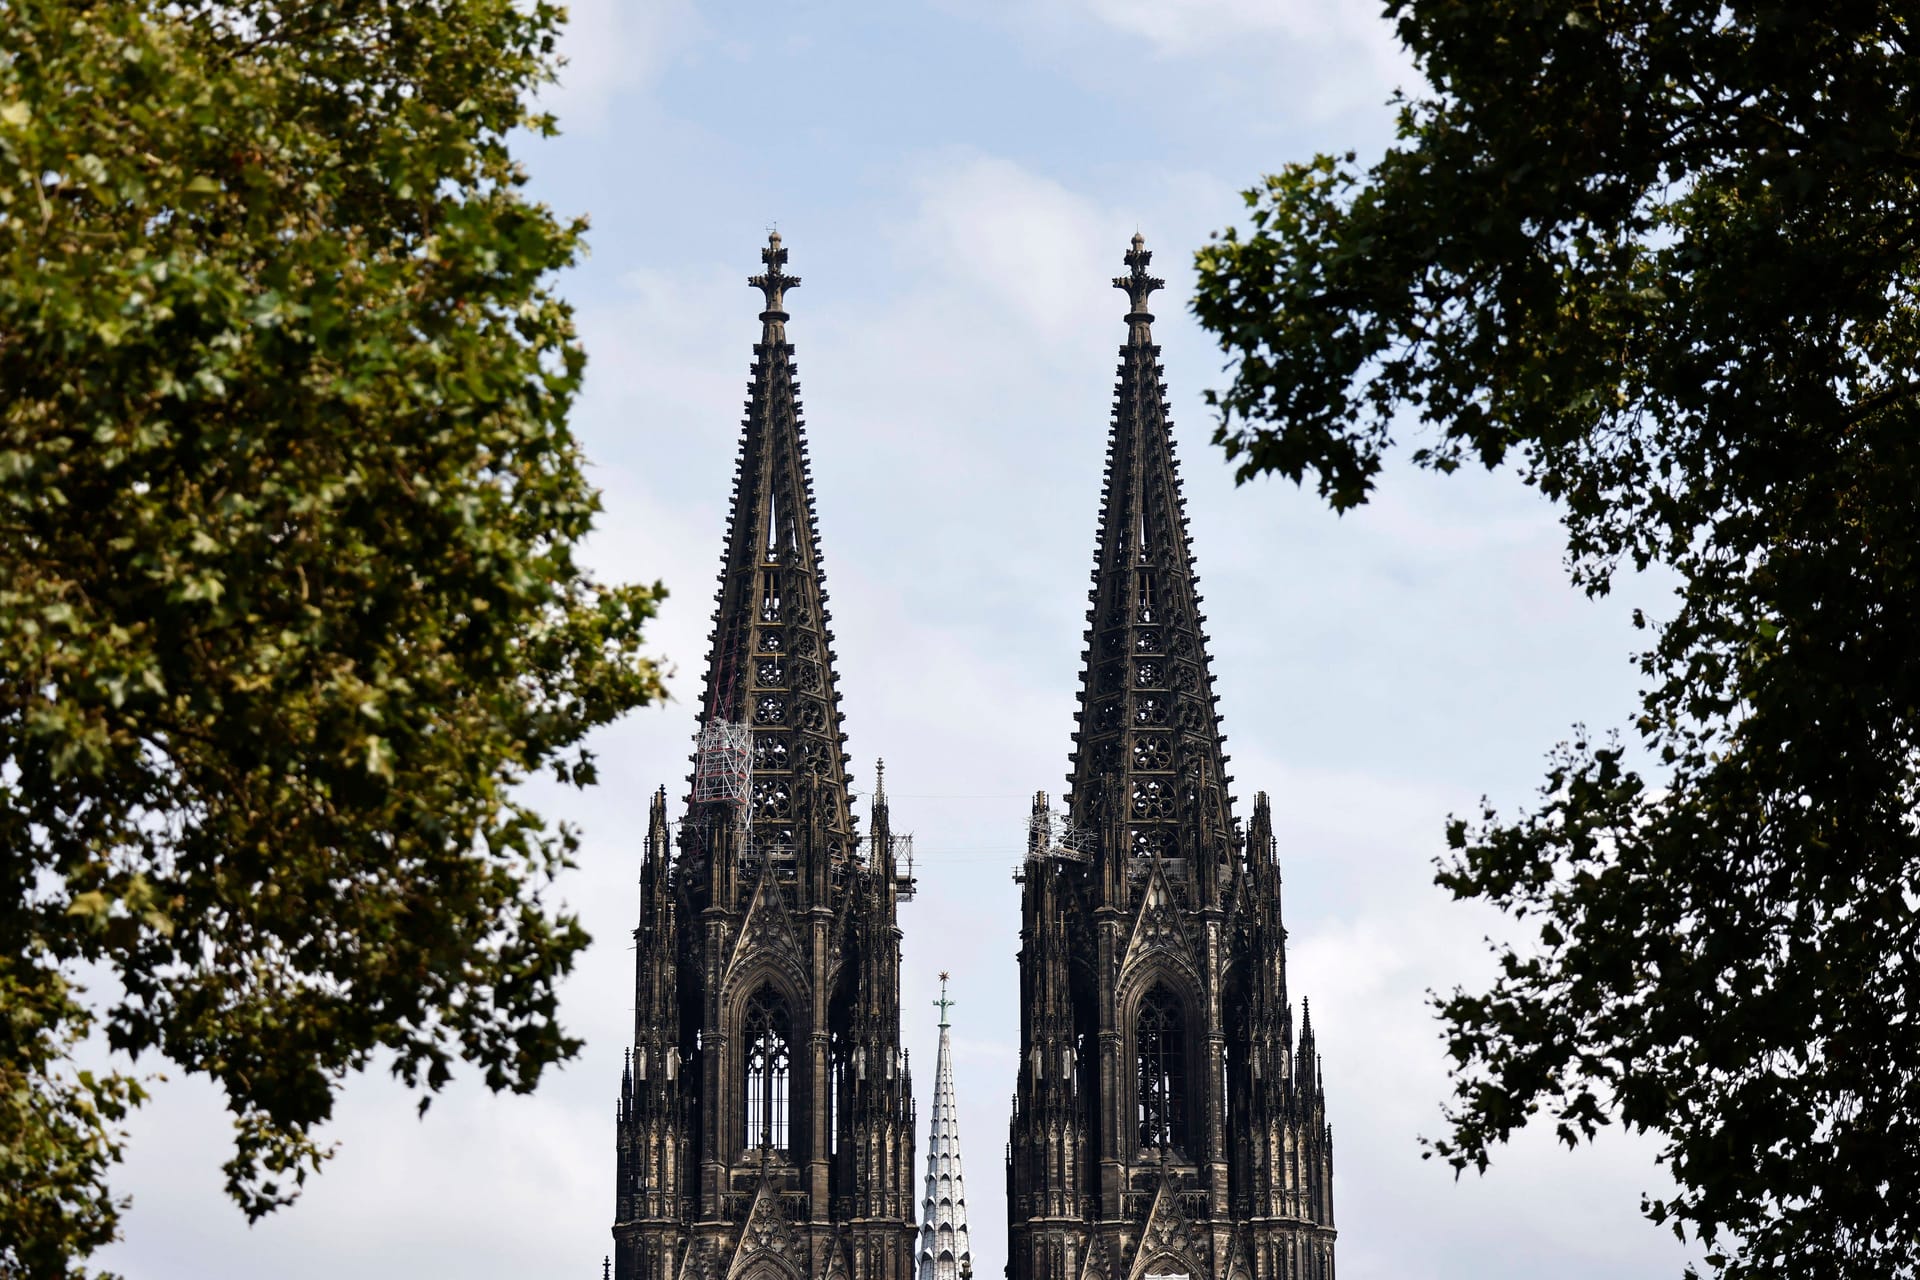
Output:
[0, 1, 664, 1271]
[1192, 4, 1920, 1277]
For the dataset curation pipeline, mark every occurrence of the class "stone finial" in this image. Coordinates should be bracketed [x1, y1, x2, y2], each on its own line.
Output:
[1113, 231, 1164, 318]
[750, 229, 801, 316]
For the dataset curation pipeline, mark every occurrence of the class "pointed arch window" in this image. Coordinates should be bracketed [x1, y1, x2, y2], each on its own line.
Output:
[743, 987, 792, 1152]
[1136, 983, 1188, 1150]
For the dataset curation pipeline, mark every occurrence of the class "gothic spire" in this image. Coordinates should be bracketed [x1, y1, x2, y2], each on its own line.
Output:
[1067, 233, 1235, 903]
[616, 234, 918, 1280]
[918, 973, 972, 1280]
[1008, 231, 1334, 1280]
[689, 231, 857, 884]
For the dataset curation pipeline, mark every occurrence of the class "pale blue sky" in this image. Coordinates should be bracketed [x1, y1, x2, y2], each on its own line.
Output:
[98, 4, 1700, 1278]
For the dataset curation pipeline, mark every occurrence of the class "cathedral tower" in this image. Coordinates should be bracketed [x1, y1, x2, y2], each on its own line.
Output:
[1005, 236, 1336, 1280]
[614, 234, 919, 1280]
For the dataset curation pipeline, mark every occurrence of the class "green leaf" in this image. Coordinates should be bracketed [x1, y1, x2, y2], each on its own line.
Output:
[1196, 3, 1920, 1275]
[66, 891, 109, 920]
[0, 0, 662, 1266]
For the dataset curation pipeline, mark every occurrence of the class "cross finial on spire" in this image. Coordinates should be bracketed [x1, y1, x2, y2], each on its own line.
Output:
[1113, 231, 1163, 318]
[875, 757, 887, 802]
[933, 971, 955, 1028]
[750, 229, 801, 316]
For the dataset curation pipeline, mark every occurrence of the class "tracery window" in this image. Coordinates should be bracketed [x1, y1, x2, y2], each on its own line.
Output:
[743, 987, 792, 1152]
[1136, 983, 1188, 1150]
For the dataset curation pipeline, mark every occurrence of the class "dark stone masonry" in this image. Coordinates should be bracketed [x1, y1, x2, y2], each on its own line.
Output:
[1004, 235, 1335, 1280]
[611, 234, 1334, 1280]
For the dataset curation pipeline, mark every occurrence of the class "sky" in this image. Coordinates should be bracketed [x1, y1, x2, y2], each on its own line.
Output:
[96, 4, 1704, 1278]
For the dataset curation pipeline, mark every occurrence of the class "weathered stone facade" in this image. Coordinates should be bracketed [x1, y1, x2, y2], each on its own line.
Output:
[612, 234, 917, 1280]
[1004, 237, 1336, 1280]
[612, 232, 1336, 1280]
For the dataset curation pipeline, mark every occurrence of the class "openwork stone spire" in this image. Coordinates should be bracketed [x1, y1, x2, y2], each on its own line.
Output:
[1068, 231, 1235, 906]
[917, 974, 972, 1280]
[690, 229, 856, 877]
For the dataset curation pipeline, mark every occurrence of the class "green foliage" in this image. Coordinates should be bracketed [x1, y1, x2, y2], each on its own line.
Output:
[1, 960, 147, 1275]
[1193, 3, 1920, 1277]
[0, 0, 664, 1270]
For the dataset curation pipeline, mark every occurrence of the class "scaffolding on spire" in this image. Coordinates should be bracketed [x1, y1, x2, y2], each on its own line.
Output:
[1026, 807, 1095, 864]
[692, 719, 752, 805]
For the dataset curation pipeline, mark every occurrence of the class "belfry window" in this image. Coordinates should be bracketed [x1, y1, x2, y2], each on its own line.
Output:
[1136, 983, 1188, 1150]
[743, 987, 792, 1152]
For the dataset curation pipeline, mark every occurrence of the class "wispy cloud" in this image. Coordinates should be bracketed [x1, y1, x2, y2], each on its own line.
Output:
[538, 0, 701, 128]
[966, 0, 1418, 122]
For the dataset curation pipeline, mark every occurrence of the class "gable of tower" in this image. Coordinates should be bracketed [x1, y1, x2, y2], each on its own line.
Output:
[1117, 858, 1205, 1000]
[1220, 1229, 1252, 1280]
[1074, 1232, 1112, 1280]
[721, 869, 812, 1008]
[727, 1177, 809, 1280]
[1124, 1179, 1212, 1280]
[675, 1238, 721, 1280]
[822, 1233, 853, 1280]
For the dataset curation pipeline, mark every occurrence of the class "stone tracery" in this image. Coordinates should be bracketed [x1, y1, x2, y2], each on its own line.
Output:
[1007, 235, 1335, 1280]
[612, 235, 917, 1280]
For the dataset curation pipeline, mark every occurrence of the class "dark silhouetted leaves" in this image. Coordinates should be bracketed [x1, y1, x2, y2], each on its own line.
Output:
[1194, 4, 1920, 1277]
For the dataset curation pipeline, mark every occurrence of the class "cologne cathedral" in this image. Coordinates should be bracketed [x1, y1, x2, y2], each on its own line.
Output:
[612, 233, 1333, 1280]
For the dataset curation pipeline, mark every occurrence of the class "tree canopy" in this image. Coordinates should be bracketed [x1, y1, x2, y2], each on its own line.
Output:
[1192, 3, 1920, 1277]
[0, 1, 663, 1271]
